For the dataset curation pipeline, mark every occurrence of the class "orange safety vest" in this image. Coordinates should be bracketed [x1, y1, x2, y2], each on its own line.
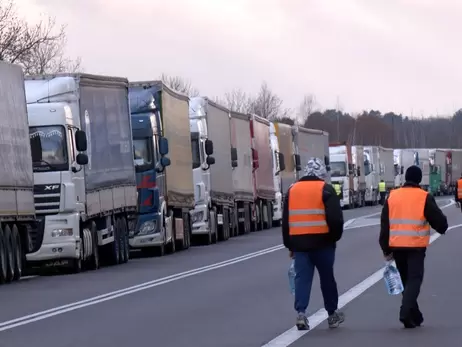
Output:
[288, 181, 328, 235]
[388, 188, 430, 248]
[457, 179, 462, 199]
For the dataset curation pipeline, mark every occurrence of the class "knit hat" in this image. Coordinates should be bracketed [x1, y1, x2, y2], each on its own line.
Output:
[405, 165, 422, 184]
[304, 157, 327, 180]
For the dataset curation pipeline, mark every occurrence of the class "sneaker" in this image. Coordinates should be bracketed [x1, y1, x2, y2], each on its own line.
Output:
[296, 313, 309, 331]
[328, 310, 345, 329]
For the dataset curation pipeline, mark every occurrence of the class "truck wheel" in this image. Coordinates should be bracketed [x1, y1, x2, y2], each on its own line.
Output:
[87, 222, 99, 270]
[70, 239, 83, 274]
[223, 209, 230, 241]
[258, 202, 264, 231]
[109, 219, 120, 265]
[211, 207, 218, 244]
[182, 213, 191, 250]
[11, 225, 22, 281]
[4, 225, 15, 283]
[265, 203, 273, 229]
[121, 218, 129, 263]
[0, 228, 7, 284]
[117, 218, 126, 263]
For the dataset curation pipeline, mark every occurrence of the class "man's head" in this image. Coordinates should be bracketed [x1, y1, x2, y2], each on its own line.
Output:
[380, 179, 384, 182]
[304, 157, 327, 181]
[405, 165, 422, 184]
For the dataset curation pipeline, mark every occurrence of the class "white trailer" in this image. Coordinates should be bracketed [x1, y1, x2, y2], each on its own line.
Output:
[363, 146, 380, 205]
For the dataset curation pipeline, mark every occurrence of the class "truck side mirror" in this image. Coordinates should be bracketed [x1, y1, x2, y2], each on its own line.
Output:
[205, 139, 214, 155]
[278, 152, 286, 172]
[160, 156, 171, 167]
[206, 156, 215, 165]
[76, 153, 88, 165]
[231, 147, 238, 161]
[75, 130, 87, 152]
[231, 160, 238, 168]
[294, 154, 301, 171]
[159, 137, 169, 156]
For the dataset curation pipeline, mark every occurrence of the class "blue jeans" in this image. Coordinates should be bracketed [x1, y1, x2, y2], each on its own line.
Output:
[294, 246, 339, 315]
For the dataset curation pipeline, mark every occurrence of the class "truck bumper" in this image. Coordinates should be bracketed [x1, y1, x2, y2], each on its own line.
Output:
[26, 212, 81, 262]
[191, 204, 209, 235]
[129, 213, 164, 248]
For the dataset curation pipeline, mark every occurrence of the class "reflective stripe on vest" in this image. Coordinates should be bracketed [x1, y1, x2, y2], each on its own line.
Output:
[457, 179, 462, 199]
[379, 181, 386, 192]
[288, 180, 328, 235]
[388, 187, 430, 248]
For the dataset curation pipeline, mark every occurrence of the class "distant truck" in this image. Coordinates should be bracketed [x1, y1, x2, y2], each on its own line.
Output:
[363, 146, 379, 205]
[230, 111, 254, 234]
[0, 61, 38, 283]
[25, 73, 137, 273]
[414, 149, 430, 191]
[274, 123, 299, 198]
[429, 149, 449, 195]
[329, 143, 365, 208]
[451, 149, 462, 194]
[128, 81, 193, 256]
[378, 146, 395, 190]
[250, 115, 275, 230]
[269, 122, 286, 226]
[189, 97, 234, 245]
[393, 149, 404, 187]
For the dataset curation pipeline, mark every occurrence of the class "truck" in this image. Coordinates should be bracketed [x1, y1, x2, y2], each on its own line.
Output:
[329, 143, 364, 208]
[250, 115, 275, 231]
[189, 97, 234, 245]
[393, 149, 404, 187]
[378, 146, 395, 190]
[363, 146, 380, 205]
[352, 146, 366, 207]
[269, 122, 286, 227]
[400, 149, 417, 185]
[429, 149, 447, 195]
[274, 123, 299, 198]
[128, 84, 173, 256]
[128, 81, 193, 256]
[230, 111, 254, 235]
[0, 61, 38, 283]
[25, 73, 137, 273]
[414, 149, 430, 190]
[294, 126, 330, 183]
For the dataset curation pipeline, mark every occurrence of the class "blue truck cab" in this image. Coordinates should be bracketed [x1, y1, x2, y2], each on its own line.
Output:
[128, 86, 171, 254]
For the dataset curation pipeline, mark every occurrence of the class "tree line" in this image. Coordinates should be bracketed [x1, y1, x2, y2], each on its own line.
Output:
[1, 0, 461, 149]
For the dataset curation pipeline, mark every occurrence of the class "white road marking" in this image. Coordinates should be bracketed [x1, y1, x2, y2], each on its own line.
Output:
[3, 200, 453, 332]
[262, 221, 461, 347]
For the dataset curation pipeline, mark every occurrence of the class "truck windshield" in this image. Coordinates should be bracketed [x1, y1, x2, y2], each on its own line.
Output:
[191, 133, 201, 169]
[330, 161, 346, 177]
[29, 125, 68, 172]
[133, 138, 154, 172]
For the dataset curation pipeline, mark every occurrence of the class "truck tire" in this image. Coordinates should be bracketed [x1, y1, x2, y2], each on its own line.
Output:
[4, 225, 15, 283]
[120, 217, 129, 263]
[223, 209, 230, 241]
[182, 212, 191, 250]
[117, 218, 125, 263]
[109, 218, 121, 265]
[87, 222, 99, 271]
[211, 207, 218, 244]
[265, 202, 273, 229]
[257, 202, 264, 231]
[11, 224, 22, 281]
[0, 228, 7, 284]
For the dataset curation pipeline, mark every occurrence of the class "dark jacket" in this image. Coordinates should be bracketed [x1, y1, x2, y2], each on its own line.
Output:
[379, 182, 448, 256]
[282, 176, 344, 251]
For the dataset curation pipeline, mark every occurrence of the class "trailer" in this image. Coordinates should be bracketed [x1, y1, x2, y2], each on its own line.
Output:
[378, 146, 395, 190]
[363, 146, 380, 205]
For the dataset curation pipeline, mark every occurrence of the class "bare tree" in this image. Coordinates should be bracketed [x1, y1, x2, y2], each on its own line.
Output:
[250, 81, 283, 120]
[297, 94, 316, 125]
[220, 88, 253, 113]
[0, 0, 81, 73]
[161, 74, 199, 97]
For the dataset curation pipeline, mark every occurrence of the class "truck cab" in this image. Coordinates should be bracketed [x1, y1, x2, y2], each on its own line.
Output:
[393, 149, 404, 187]
[363, 146, 379, 205]
[128, 88, 171, 254]
[329, 145, 353, 208]
[25, 87, 88, 266]
[269, 122, 284, 225]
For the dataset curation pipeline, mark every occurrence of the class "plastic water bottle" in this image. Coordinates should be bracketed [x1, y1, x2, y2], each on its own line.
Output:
[383, 261, 404, 295]
[288, 260, 295, 295]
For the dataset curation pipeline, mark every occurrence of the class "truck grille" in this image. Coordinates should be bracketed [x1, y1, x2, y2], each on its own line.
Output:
[33, 184, 61, 215]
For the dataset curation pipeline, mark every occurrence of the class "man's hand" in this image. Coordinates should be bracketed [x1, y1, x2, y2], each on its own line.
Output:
[384, 253, 393, 261]
[289, 250, 294, 259]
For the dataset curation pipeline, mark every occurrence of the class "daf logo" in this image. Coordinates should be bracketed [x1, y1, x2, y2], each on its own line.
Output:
[45, 185, 60, 190]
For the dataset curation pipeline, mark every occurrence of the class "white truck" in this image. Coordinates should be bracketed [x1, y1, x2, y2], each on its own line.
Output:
[363, 146, 380, 205]
[393, 149, 404, 187]
[230, 111, 254, 235]
[24, 73, 137, 273]
[269, 122, 285, 226]
[274, 123, 299, 198]
[378, 146, 395, 190]
[189, 97, 234, 244]
[0, 61, 39, 283]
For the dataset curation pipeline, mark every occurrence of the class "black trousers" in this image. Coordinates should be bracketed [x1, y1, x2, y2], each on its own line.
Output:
[393, 249, 426, 321]
[379, 192, 386, 205]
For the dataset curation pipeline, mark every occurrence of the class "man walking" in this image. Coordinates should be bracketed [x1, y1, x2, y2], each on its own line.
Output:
[379, 179, 386, 205]
[379, 165, 448, 328]
[282, 157, 345, 331]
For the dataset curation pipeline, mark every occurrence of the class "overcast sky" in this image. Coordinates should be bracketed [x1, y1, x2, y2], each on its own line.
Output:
[16, 0, 462, 117]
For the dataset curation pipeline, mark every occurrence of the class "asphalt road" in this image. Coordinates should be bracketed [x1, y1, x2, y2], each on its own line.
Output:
[0, 199, 457, 347]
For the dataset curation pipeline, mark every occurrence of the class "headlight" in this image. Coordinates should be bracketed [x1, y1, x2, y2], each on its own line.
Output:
[51, 228, 73, 237]
[138, 220, 157, 235]
[191, 211, 204, 224]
